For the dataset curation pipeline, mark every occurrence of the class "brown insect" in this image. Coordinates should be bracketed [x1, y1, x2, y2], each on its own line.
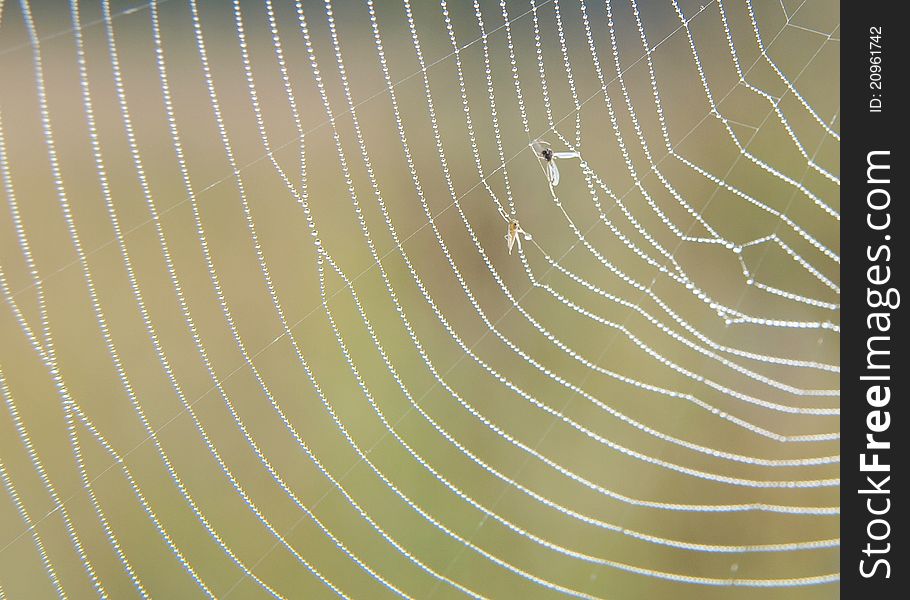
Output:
[505, 218, 531, 255]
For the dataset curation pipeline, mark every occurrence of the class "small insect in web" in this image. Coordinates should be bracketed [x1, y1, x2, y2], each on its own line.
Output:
[530, 139, 580, 187]
[503, 214, 531, 255]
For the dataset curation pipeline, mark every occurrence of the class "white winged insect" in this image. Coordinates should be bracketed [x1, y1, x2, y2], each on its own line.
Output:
[530, 139, 579, 187]
[502, 210, 531, 255]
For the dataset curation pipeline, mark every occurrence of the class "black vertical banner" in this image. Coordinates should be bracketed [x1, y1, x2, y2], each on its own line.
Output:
[842, 1, 906, 597]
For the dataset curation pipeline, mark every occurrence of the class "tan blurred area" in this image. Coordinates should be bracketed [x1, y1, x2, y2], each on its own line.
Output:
[0, 0, 838, 598]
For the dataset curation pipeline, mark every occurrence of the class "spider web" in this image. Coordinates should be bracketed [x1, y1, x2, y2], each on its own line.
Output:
[0, 0, 839, 598]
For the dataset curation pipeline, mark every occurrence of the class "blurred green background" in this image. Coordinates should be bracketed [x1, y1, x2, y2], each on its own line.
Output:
[0, 0, 838, 598]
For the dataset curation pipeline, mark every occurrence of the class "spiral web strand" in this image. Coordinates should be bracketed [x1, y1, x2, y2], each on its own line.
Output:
[0, 0, 838, 597]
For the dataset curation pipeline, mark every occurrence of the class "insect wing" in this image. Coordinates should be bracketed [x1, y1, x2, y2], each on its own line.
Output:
[548, 161, 560, 186]
[553, 151, 579, 159]
[530, 140, 547, 156]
